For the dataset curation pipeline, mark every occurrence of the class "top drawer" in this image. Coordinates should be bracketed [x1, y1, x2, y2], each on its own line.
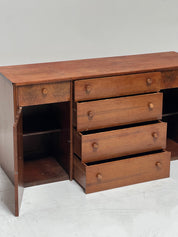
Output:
[74, 72, 161, 101]
[18, 81, 70, 106]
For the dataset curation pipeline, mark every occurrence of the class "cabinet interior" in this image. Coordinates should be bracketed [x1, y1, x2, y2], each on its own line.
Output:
[22, 102, 70, 187]
[162, 88, 178, 160]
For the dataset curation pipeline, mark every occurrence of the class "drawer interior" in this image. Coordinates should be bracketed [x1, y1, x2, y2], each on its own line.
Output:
[22, 102, 70, 187]
[74, 120, 167, 163]
[85, 149, 164, 166]
[162, 88, 178, 159]
[80, 120, 161, 135]
[74, 150, 170, 193]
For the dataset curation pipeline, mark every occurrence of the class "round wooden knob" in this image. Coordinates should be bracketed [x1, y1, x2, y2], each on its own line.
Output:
[148, 102, 154, 110]
[85, 84, 92, 94]
[88, 111, 94, 120]
[155, 161, 161, 168]
[146, 78, 152, 85]
[42, 88, 48, 95]
[96, 173, 102, 180]
[92, 142, 99, 150]
[152, 132, 158, 139]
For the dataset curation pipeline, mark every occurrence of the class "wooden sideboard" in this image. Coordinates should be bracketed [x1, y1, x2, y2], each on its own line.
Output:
[0, 52, 178, 216]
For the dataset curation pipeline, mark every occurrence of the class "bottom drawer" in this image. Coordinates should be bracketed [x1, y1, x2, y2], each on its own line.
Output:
[73, 151, 170, 193]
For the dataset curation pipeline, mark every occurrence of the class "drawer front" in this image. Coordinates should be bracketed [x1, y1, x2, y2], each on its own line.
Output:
[74, 93, 163, 131]
[18, 82, 70, 106]
[74, 72, 161, 101]
[73, 151, 170, 193]
[74, 122, 167, 163]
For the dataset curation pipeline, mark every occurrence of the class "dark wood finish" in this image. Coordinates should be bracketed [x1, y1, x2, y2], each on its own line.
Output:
[24, 156, 68, 187]
[74, 122, 167, 163]
[167, 138, 178, 160]
[162, 87, 178, 160]
[73, 129, 82, 160]
[22, 102, 71, 176]
[74, 93, 163, 131]
[23, 128, 61, 137]
[13, 108, 24, 216]
[164, 114, 178, 142]
[1, 52, 178, 86]
[22, 103, 62, 134]
[18, 81, 70, 106]
[73, 151, 171, 193]
[53, 102, 71, 175]
[23, 132, 55, 160]
[161, 70, 178, 89]
[0, 52, 178, 216]
[74, 72, 161, 101]
[73, 155, 86, 188]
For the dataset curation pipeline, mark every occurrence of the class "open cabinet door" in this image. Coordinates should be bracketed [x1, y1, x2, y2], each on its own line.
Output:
[13, 107, 24, 216]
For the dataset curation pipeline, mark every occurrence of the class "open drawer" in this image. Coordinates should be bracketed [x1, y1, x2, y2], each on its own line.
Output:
[74, 121, 167, 163]
[73, 151, 171, 193]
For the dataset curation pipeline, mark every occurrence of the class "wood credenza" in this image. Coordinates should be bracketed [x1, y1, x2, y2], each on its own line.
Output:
[0, 52, 178, 216]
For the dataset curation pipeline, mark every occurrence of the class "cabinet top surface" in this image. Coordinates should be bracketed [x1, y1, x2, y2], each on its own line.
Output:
[0, 51, 178, 86]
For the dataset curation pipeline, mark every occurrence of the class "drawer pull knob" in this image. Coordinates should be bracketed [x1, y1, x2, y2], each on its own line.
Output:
[148, 102, 154, 110]
[146, 78, 152, 85]
[92, 142, 99, 150]
[96, 173, 102, 180]
[88, 111, 94, 120]
[85, 84, 92, 94]
[152, 132, 158, 139]
[155, 162, 162, 168]
[42, 88, 48, 95]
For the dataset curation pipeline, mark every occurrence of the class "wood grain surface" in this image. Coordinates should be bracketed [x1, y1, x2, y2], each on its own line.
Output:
[0, 52, 177, 215]
[24, 156, 69, 187]
[13, 108, 24, 216]
[74, 93, 163, 131]
[161, 70, 178, 89]
[73, 151, 171, 193]
[18, 81, 70, 106]
[0, 52, 178, 85]
[74, 122, 167, 163]
[74, 72, 161, 101]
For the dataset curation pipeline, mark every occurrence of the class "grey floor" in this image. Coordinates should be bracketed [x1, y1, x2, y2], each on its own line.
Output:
[0, 161, 178, 237]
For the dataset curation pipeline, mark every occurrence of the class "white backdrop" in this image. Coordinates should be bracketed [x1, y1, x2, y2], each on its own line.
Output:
[0, 0, 178, 66]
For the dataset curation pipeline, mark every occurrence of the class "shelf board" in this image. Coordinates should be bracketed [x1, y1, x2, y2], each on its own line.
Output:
[162, 112, 178, 118]
[23, 128, 61, 137]
[24, 156, 69, 187]
[167, 138, 178, 160]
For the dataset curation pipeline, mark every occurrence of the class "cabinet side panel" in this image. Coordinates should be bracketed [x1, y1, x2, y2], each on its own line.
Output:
[0, 74, 15, 183]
